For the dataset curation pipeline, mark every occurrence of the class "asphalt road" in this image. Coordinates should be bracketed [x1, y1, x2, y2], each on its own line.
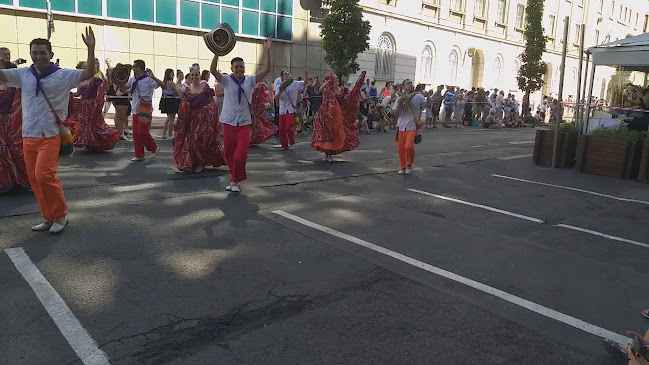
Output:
[1, 126, 648, 365]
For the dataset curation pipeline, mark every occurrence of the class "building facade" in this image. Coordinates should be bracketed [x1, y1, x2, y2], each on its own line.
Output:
[1, 0, 648, 108]
[352, 0, 649, 105]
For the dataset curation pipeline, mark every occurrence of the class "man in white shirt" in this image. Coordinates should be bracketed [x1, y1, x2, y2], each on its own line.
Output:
[0, 28, 97, 233]
[210, 37, 272, 193]
[392, 79, 429, 175]
[495, 90, 505, 120]
[121, 59, 165, 161]
[274, 68, 308, 150]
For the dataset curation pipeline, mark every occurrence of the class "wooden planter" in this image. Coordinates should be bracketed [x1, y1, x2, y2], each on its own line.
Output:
[576, 135, 643, 179]
[532, 130, 578, 168]
[638, 134, 649, 183]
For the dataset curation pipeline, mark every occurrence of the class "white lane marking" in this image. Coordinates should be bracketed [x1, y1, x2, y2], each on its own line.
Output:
[492, 174, 649, 205]
[270, 210, 629, 345]
[507, 141, 535, 144]
[498, 154, 533, 160]
[555, 224, 649, 249]
[297, 160, 315, 164]
[468, 145, 485, 148]
[5, 248, 111, 365]
[407, 189, 545, 224]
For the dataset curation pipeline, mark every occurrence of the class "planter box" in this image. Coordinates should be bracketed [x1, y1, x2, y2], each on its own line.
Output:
[532, 130, 577, 168]
[576, 135, 643, 179]
[639, 134, 649, 183]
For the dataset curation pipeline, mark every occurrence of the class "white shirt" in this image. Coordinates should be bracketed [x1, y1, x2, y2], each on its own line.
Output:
[3, 67, 84, 138]
[274, 81, 305, 115]
[495, 94, 504, 108]
[219, 75, 256, 126]
[126, 76, 159, 115]
[393, 94, 427, 132]
[273, 77, 282, 93]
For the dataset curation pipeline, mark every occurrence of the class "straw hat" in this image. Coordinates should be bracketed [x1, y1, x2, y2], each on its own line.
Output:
[204, 23, 236, 56]
[112, 63, 132, 86]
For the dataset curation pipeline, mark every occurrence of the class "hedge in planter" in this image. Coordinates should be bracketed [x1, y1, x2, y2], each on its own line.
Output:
[576, 126, 643, 179]
[533, 123, 578, 167]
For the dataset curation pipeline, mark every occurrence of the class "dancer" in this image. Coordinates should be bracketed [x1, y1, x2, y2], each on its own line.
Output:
[250, 77, 278, 145]
[209, 37, 273, 193]
[172, 66, 225, 173]
[159, 68, 181, 140]
[311, 72, 365, 163]
[0, 28, 97, 233]
[393, 79, 429, 175]
[66, 61, 120, 150]
[121, 60, 164, 161]
[0, 59, 28, 193]
[274, 68, 308, 150]
[107, 69, 131, 140]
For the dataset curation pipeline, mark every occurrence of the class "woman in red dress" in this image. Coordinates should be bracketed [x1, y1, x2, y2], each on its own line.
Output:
[0, 59, 28, 192]
[67, 61, 120, 150]
[311, 71, 365, 162]
[250, 78, 278, 145]
[172, 67, 226, 173]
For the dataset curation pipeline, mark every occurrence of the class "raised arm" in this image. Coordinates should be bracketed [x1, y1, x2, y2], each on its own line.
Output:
[319, 79, 329, 93]
[255, 37, 272, 83]
[81, 27, 96, 81]
[146, 69, 165, 88]
[210, 55, 223, 84]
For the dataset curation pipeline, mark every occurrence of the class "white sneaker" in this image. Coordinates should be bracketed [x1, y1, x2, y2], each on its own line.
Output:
[230, 184, 241, 193]
[49, 220, 68, 234]
[131, 157, 145, 162]
[32, 221, 53, 231]
[194, 165, 204, 173]
[398, 169, 406, 174]
[150, 147, 160, 160]
[289, 144, 295, 150]
[225, 184, 232, 191]
[159, 135, 167, 140]
[405, 166, 413, 175]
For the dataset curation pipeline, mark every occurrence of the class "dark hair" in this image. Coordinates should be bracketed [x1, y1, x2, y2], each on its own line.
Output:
[29, 38, 52, 53]
[0, 59, 16, 69]
[185, 74, 189, 80]
[231, 57, 244, 65]
[163, 68, 174, 83]
[133, 59, 145, 70]
[371, 81, 375, 86]
[280, 69, 288, 77]
[0, 47, 8, 52]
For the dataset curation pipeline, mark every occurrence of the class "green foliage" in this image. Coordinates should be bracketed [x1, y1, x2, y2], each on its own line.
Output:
[590, 126, 642, 142]
[523, 115, 537, 125]
[319, 0, 371, 79]
[559, 122, 577, 133]
[517, 0, 546, 97]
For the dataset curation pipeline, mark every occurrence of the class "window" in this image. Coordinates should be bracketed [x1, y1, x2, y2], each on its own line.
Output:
[599, 0, 604, 12]
[636, 13, 639, 28]
[548, 14, 556, 37]
[611, 1, 615, 18]
[375, 34, 395, 79]
[493, 57, 502, 85]
[450, 0, 464, 12]
[474, 0, 486, 17]
[515, 4, 525, 29]
[107, 0, 130, 19]
[595, 29, 600, 45]
[449, 50, 458, 83]
[158, 0, 177, 26]
[574, 24, 581, 45]
[420, 46, 433, 81]
[496, 0, 507, 23]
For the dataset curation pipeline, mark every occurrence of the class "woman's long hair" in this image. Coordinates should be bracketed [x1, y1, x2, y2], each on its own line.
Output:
[162, 68, 174, 84]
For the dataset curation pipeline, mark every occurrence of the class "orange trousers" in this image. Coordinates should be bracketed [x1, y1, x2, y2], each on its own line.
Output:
[397, 130, 416, 169]
[23, 136, 67, 221]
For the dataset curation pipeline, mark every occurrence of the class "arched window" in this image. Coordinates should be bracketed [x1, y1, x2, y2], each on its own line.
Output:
[493, 57, 502, 86]
[449, 50, 458, 83]
[420, 45, 433, 81]
[513, 59, 521, 90]
[375, 34, 394, 78]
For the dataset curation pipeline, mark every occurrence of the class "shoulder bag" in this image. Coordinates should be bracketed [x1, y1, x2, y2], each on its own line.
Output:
[41, 89, 74, 158]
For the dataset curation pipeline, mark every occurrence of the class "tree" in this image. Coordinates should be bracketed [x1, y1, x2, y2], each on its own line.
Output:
[517, 0, 547, 116]
[320, 0, 371, 80]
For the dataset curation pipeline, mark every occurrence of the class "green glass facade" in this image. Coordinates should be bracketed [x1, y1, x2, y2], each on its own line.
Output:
[6, 0, 293, 41]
